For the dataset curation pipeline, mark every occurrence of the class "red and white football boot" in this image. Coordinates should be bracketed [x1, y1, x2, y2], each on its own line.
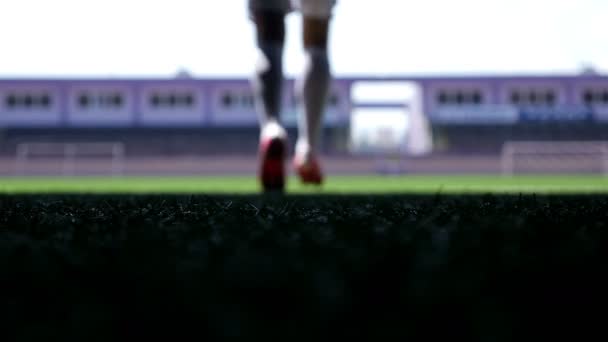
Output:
[293, 152, 323, 186]
[258, 121, 288, 192]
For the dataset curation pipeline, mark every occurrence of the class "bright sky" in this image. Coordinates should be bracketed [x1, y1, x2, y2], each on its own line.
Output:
[0, 0, 606, 78]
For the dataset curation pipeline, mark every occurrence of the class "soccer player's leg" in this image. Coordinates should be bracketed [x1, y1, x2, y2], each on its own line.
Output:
[249, 1, 290, 191]
[293, 0, 335, 185]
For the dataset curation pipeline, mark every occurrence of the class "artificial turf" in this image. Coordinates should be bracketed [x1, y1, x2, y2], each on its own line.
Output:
[1, 174, 608, 194]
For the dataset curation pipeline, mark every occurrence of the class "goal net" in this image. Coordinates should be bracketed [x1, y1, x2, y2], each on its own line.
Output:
[500, 141, 608, 175]
[15, 142, 126, 176]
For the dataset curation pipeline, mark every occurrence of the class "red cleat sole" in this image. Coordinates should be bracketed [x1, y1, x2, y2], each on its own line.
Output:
[294, 158, 323, 186]
[259, 137, 286, 192]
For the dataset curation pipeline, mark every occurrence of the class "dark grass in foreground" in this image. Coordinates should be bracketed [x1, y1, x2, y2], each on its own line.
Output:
[1, 194, 608, 341]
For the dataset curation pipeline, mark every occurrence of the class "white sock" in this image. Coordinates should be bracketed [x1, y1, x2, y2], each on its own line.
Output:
[261, 119, 287, 141]
[295, 47, 331, 159]
[295, 139, 312, 163]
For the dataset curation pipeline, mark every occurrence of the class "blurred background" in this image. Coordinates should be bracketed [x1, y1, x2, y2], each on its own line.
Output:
[0, 0, 607, 177]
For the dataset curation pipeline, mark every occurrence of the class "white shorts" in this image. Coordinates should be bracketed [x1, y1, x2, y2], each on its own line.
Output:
[249, 0, 336, 19]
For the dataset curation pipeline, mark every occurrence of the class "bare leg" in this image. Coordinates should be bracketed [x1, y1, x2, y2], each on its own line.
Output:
[295, 17, 331, 161]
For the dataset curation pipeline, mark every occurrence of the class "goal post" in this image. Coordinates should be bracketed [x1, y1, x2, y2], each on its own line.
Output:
[500, 141, 608, 176]
[15, 142, 126, 176]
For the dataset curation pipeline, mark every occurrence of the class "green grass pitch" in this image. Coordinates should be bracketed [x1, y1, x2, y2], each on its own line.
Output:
[1, 174, 607, 194]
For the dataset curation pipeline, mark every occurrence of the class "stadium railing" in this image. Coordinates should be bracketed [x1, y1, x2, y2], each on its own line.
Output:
[15, 142, 126, 176]
[500, 140, 608, 175]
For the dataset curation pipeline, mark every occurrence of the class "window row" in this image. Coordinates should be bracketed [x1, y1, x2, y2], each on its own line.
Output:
[221, 92, 255, 109]
[219, 91, 341, 110]
[4, 93, 52, 109]
[436, 91, 483, 105]
[510, 90, 556, 106]
[435, 89, 559, 107]
[78, 93, 124, 109]
[78, 92, 198, 109]
[582, 89, 608, 105]
[2, 92, 198, 111]
[4, 87, 608, 113]
[150, 93, 195, 108]
[434, 88, 608, 107]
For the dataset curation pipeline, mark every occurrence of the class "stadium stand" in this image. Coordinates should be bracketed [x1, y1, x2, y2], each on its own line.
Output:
[1, 74, 607, 175]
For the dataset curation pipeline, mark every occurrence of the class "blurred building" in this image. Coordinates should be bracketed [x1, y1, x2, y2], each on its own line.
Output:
[1, 71, 607, 174]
